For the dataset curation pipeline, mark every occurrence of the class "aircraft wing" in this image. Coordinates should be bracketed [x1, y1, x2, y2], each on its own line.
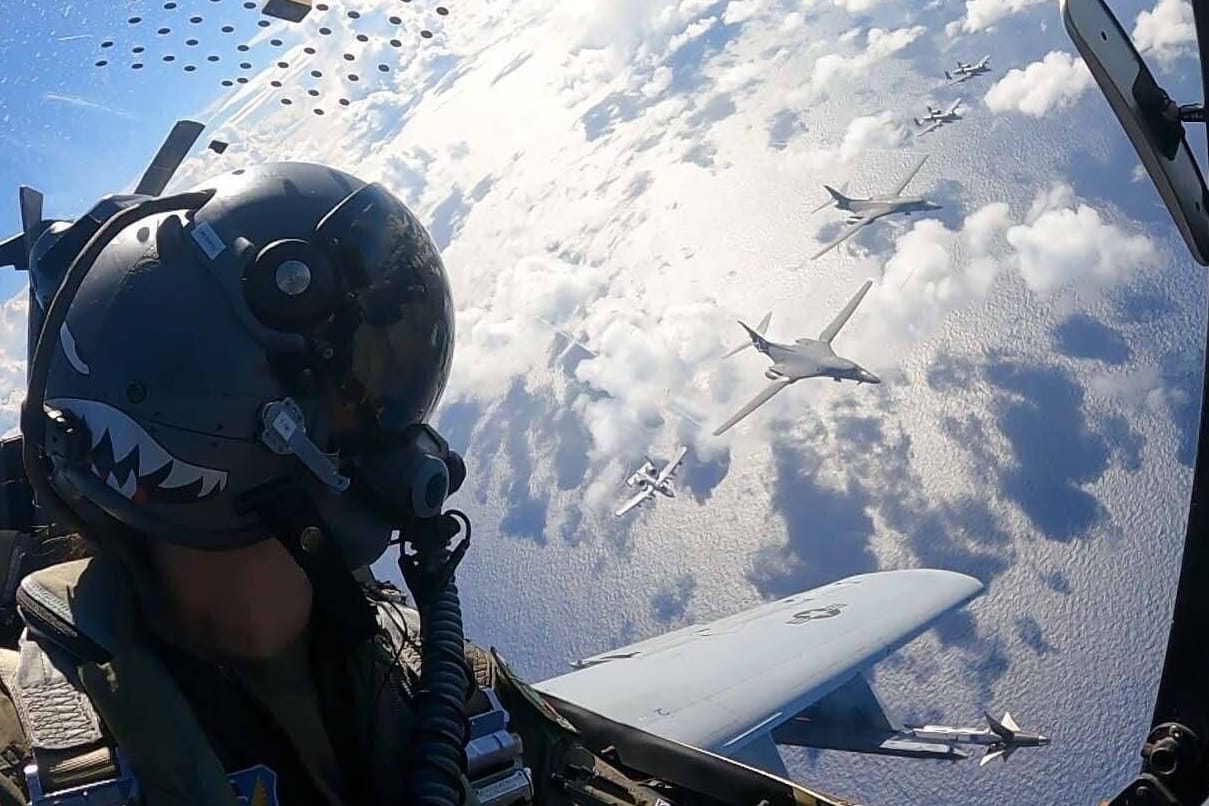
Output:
[614, 487, 653, 517]
[809, 217, 870, 260]
[817, 279, 873, 343]
[946, 97, 962, 115]
[711, 377, 792, 436]
[655, 446, 689, 485]
[537, 316, 598, 358]
[889, 152, 929, 196]
[976, 55, 990, 69]
[915, 121, 942, 137]
[536, 569, 984, 761]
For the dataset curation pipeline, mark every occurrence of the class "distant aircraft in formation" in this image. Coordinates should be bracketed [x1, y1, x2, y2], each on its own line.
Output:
[809, 153, 941, 260]
[945, 55, 991, 83]
[614, 446, 688, 517]
[713, 280, 879, 436]
[914, 98, 962, 136]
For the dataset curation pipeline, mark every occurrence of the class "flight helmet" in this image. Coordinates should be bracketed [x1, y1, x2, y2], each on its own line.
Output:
[29, 162, 456, 567]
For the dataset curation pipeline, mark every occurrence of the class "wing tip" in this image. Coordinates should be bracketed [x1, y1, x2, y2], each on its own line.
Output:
[834, 568, 985, 600]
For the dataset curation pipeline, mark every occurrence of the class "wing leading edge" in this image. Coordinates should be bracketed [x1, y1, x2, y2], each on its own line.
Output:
[889, 152, 929, 197]
[536, 569, 983, 760]
[656, 446, 689, 485]
[712, 377, 792, 436]
[817, 280, 873, 344]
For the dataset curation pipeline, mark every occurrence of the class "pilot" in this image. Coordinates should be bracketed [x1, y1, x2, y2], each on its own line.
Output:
[0, 162, 679, 806]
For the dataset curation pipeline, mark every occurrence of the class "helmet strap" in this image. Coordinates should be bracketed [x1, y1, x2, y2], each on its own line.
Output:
[252, 484, 378, 650]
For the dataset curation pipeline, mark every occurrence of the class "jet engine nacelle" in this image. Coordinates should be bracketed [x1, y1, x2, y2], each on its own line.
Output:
[765, 368, 784, 380]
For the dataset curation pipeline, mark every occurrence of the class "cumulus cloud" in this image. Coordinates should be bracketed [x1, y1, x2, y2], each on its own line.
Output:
[983, 51, 1093, 117]
[1089, 365, 1177, 413]
[1133, 0, 1196, 64]
[448, 254, 613, 402]
[959, 0, 1047, 32]
[833, 0, 887, 13]
[837, 111, 909, 160]
[722, 0, 762, 24]
[1007, 183, 1158, 295]
[854, 184, 1156, 359]
[0, 291, 27, 438]
[860, 202, 1012, 354]
[809, 26, 927, 96]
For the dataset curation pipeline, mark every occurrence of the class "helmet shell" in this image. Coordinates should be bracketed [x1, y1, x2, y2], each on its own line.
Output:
[40, 162, 454, 565]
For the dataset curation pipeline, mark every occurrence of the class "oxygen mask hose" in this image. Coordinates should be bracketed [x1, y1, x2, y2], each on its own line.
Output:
[399, 509, 473, 806]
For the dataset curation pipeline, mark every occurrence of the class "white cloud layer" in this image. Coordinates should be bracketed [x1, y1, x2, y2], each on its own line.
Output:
[1133, 0, 1197, 64]
[959, 0, 1047, 32]
[808, 26, 927, 96]
[1007, 184, 1159, 294]
[983, 50, 1093, 117]
[855, 183, 1157, 360]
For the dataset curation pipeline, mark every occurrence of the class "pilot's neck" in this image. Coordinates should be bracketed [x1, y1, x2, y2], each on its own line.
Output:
[149, 537, 314, 660]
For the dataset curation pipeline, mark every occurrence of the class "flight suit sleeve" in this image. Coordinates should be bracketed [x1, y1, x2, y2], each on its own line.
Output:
[468, 644, 676, 806]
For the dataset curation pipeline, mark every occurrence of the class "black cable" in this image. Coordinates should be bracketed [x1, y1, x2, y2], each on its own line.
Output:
[399, 509, 473, 806]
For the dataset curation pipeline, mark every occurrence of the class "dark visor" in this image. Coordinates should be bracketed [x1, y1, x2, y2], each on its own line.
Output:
[313, 183, 455, 439]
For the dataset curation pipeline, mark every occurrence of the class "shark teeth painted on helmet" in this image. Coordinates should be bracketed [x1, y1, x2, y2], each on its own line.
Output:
[47, 397, 228, 502]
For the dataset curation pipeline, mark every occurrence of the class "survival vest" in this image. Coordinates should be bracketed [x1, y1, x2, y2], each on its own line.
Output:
[0, 557, 532, 806]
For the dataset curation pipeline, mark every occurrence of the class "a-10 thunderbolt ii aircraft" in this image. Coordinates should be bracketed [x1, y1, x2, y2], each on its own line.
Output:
[536, 570, 1050, 782]
[914, 98, 963, 135]
[809, 154, 941, 260]
[712, 280, 880, 436]
[945, 55, 991, 82]
[614, 446, 689, 517]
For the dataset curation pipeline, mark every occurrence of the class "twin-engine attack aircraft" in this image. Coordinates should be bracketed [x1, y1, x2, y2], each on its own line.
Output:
[945, 55, 991, 82]
[914, 99, 963, 135]
[615, 446, 689, 517]
[809, 154, 941, 260]
[536, 569, 1049, 780]
[712, 280, 880, 436]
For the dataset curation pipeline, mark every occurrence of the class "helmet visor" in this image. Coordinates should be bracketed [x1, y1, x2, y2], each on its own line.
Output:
[313, 183, 454, 442]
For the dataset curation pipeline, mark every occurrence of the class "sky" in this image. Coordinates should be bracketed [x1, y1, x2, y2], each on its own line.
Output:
[1, 1, 1207, 805]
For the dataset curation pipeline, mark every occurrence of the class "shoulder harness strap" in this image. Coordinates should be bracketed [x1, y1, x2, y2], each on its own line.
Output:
[8, 561, 137, 805]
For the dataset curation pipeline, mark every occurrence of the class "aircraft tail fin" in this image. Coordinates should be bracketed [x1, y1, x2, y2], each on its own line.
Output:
[811, 181, 850, 213]
[738, 320, 771, 355]
[723, 312, 770, 357]
[985, 711, 1017, 740]
[134, 120, 205, 197]
[0, 186, 49, 271]
[824, 185, 852, 206]
[0, 234, 25, 271]
[944, 70, 952, 80]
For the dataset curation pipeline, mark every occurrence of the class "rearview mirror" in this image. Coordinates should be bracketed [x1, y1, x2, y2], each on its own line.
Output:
[1063, 0, 1209, 265]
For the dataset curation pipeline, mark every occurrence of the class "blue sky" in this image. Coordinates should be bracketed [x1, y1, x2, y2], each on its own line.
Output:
[0, 1, 301, 298]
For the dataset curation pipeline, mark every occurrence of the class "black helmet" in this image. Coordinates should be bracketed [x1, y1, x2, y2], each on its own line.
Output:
[31, 162, 455, 567]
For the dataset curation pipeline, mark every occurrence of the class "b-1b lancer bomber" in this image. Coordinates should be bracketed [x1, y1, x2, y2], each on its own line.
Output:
[914, 98, 962, 135]
[713, 280, 879, 436]
[945, 55, 991, 82]
[614, 446, 688, 517]
[809, 153, 940, 260]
